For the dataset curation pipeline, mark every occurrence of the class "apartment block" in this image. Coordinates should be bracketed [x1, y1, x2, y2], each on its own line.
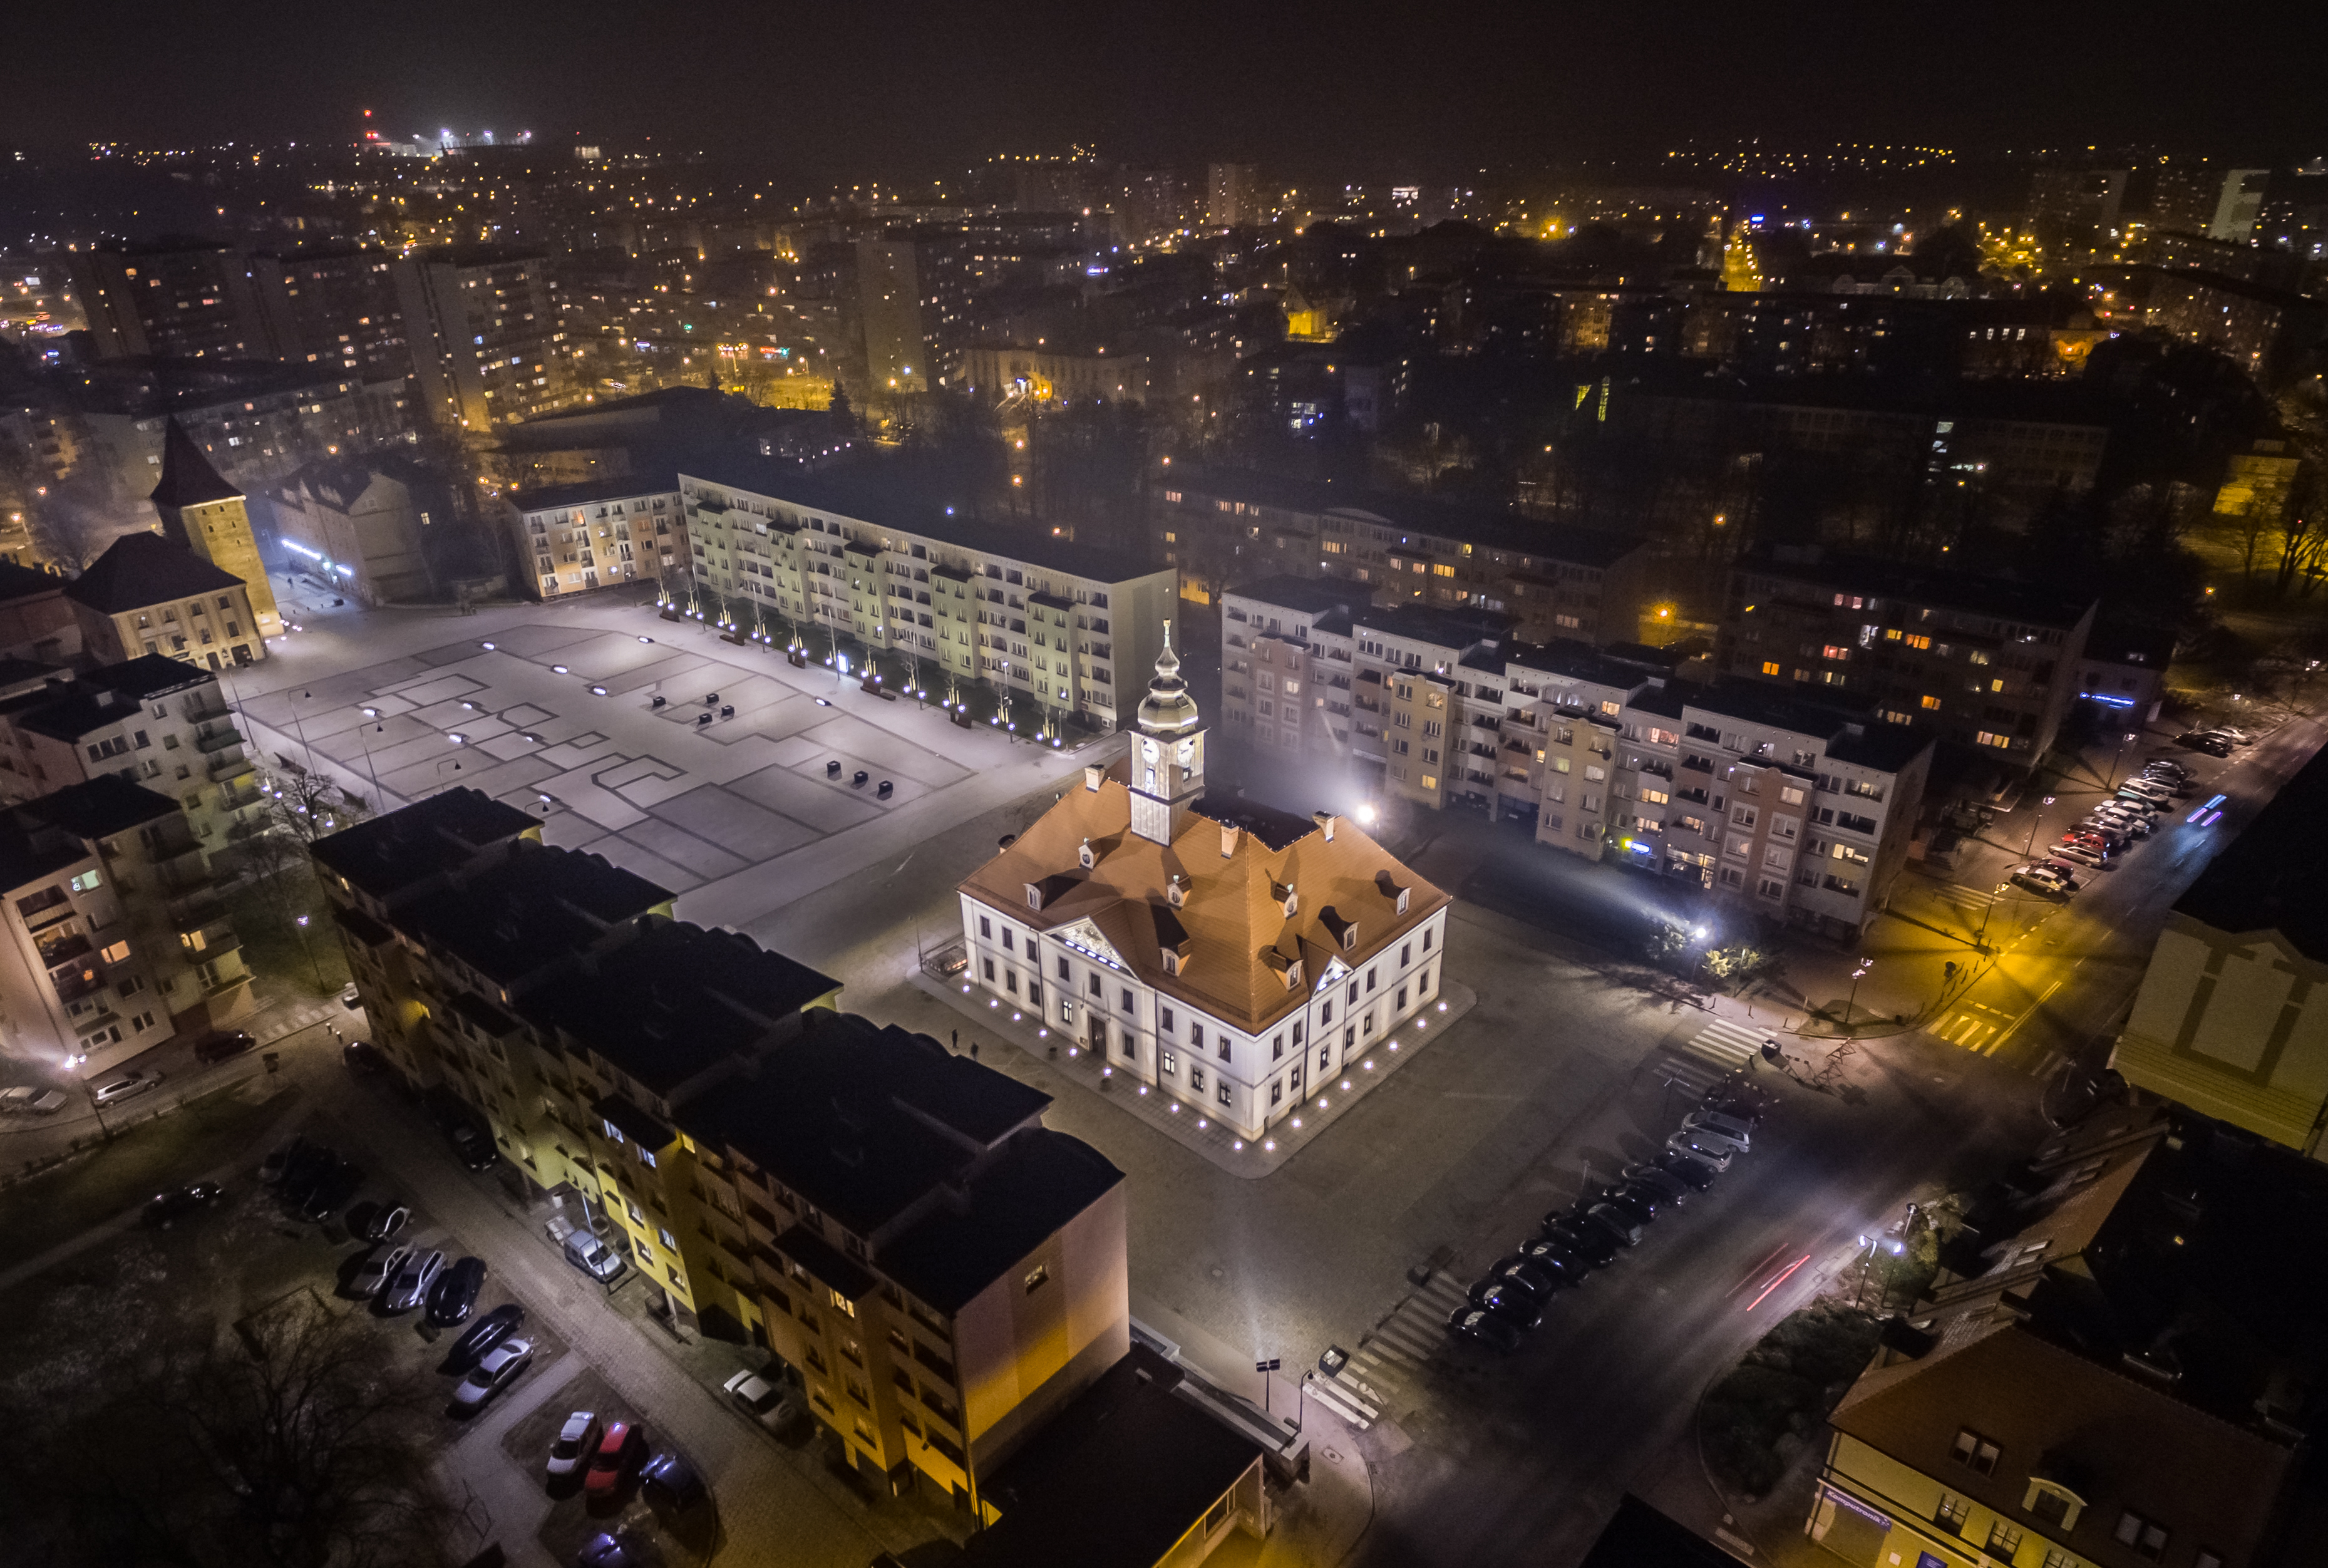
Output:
[1721, 547, 2095, 766]
[501, 478, 686, 600]
[1162, 465, 1652, 644]
[391, 246, 568, 430]
[1811, 1110, 2313, 1568]
[0, 775, 251, 1076]
[66, 242, 264, 361]
[314, 791, 1130, 1510]
[0, 655, 262, 853]
[677, 464, 1173, 730]
[245, 244, 409, 378]
[64, 533, 267, 670]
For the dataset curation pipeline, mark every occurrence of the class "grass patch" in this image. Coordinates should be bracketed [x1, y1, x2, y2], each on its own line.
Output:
[0, 1079, 298, 1256]
[224, 870, 349, 1000]
[1701, 1299, 1881, 1498]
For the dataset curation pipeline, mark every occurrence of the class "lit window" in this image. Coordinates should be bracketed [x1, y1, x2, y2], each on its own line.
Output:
[1920, 694, 1942, 710]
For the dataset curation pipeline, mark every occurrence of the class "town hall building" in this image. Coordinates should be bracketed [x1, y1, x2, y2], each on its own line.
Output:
[959, 627, 1451, 1142]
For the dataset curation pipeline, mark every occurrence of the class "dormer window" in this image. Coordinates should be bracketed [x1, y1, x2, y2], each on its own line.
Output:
[1078, 838, 1095, 870]
[2023, 1478, 2085, 1531]
[1161, 949, 1182, 976]
[1167, 875, 1187, 908]
[1027, 885, 1042, 909]
[1272, 880, 1298, 917]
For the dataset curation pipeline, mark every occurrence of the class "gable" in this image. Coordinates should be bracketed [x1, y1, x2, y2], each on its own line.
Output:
[1051, 917, 1128, 973]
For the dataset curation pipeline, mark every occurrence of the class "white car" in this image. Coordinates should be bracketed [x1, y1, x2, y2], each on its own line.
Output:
[549, 1410, 601, 1478]
[351, 1243, 411, 1299]
[451, 1338, 535, 1411]
[0, 1085, 67, 1115]
[2011, 864, 2073, 896]
[723, 1369, 800, 1431]
[384, 1248, 445, 1313]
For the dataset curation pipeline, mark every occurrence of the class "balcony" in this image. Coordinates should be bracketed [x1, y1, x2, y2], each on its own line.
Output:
[193, 725, 243, 755]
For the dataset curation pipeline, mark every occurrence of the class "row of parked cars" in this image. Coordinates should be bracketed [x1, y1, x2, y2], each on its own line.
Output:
[1446, 1076, 1770, 1351]
[2174, 723, 2257, 759]
[2019, 756, 2207, 887]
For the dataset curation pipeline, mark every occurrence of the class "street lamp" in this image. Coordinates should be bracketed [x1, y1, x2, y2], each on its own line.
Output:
[1845, 959, 1873, 1033]
[1975, 882, 2010, 952]
[2105, 731, 2138, 790]
[2021, 796, 2055, 860]
[293, 914, 326, 992]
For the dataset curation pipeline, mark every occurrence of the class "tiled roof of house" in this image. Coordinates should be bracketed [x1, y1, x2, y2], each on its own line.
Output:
[64, 532, 244, 614]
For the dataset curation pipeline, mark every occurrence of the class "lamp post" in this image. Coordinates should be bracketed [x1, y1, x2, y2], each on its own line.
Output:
[2021, 795, 2055, 860]
[2105, 731, 2138, 791]
[66, 1051, 109, 1139]
[1975, 882, 2010, 952]
[1845, 958, 1873, 1033]
[294, 914, 325, 993]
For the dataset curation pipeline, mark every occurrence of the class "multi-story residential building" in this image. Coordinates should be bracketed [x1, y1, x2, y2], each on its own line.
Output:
[2113, 743, 2328, 1162]
[391, 246, 568, 430]
[500, 478, 685, 601]
[1218, 575, 1930, 936]
[64, 532, 267, 670]
[0, 775, 251, 1075]
[1720, 547, 2095, 766]
[0, 560, 81, 665]
[961, 639, 1453, 1141]
[265, 456, 443, 607]
[0, 655, 262, 854]
[853, 237, 927, 394]
[148, 419, 284, 639]
[65, 242, 265, 361]
[1160, 466, 1652, 645]
[312, 788, 1130, 1512]
[1206, 163, 1260, 228]
[676, 464, 1175, 731]
[1810, 1108, 2312, 1568]
[245, 244, 410, 379]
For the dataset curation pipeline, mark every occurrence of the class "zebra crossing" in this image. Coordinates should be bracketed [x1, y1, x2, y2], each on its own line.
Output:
[1929, 882, 2006, 914]
[1304, 1271, 1466, 1430]
[1931, 1002, 2014, 1053]
[1677, 1016, 1773, 1073]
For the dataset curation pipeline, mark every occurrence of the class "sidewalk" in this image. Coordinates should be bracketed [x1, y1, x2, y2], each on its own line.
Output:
[910, 970, 1478, 1179]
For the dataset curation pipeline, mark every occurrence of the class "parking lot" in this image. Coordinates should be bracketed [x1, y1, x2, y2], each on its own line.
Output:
[229, 598, 1100, 933]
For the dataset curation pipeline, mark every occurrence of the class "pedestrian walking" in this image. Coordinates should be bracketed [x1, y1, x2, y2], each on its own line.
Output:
[971, 1042, 980, 1060]
[952, 1029, 959, 1052]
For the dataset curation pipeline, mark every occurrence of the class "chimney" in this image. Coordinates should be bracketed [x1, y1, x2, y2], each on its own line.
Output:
[1313, 810, 1336, 841]
[1084, 765, 1103, 792]
[1220, 822, 1239, 859]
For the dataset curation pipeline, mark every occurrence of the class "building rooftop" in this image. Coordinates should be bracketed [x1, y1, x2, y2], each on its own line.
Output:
[881, 1127, 1126, 1314]
[706, 1012, 1055, 1239]
[309, 788, 543, 904]
[963, 1344, 1260, 1568]
[14, 774, 182, 844]
[0, 560, 70, 606]
[1735, 545, 2097, 632]
[1354, 601, 1513, 654]
[2171, 741, 2328, 961]
[1505, 638, 1664, 693]
[531, 918, 840, 1101]
[680, 460, 1164, 585]
[963, 764, 1449, 1033]
[64, 532, 246, 614]
[148, 416, 242, 510]
[508, 475, 681, 512]
[1220, 574, 1365, 621]
[1173, 464, 1646, 570]
[397, 840, 669, 988]
[1577, 1497, 1740, 1568]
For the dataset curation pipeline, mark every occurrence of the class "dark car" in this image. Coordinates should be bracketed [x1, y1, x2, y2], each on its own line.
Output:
[2176, 731, 2232, 756]
[143, 1181, 224, 1227]
[1601, 1185, 1665, 1224]
[1538, 1215, 1620, 1267]
[1514, 1238, 1593, 1284]
[343, 1039, 387, 1075]
[1621, 1163, 1691, 1205]
[279, 1140, 336, 1202]
[577, 1534, 638, 1568]
[1446, 1305, 1525, 1353]
[427, 1256, 487, 1326]
[641, 1451, 708, 1511]
[1656, 1150, 1722, 1190]
[260, 1134, 312, 1185]
[447, 1302, 526, 1373]
[1483, 1256, 1563, 1299]
[1464, 1282, 1543, 1331]
[584, 1420, 647, 1500]
[1701, 1083, 1772, 1125]
[1582, 1203, 1645, 1247]
[193, 1029, 257, 1065]
[359, 1202, 411, 1243]
[298, 1160, 362, 1222]
[447, 1123, 498, 1171]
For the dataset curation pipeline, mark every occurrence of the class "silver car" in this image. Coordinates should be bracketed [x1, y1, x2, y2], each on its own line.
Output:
[451, 1338, 534, 1411]
[383, 1247, 445, 1313]
[91, 1071, 162, 1106]
[351, 1243, 411, 1299]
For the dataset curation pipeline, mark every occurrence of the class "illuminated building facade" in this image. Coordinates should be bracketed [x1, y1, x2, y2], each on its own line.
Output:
[149, 419, 282, 638]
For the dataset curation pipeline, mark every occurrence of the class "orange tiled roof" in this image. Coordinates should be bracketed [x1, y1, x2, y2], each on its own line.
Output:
[959, 763, 1448, 1034]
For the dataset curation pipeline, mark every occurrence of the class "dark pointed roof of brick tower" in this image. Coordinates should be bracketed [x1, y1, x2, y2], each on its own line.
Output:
[148, 418, 242, 510]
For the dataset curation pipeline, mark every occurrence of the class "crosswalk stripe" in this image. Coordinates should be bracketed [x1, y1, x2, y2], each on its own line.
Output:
[1327, 1376, 1381, 1416]
[1417, 1275, 1468, 1308]
[1679, 1016, 1769, 1070]
[1358, 1336, 1415, 1366]
[1306, 1380, 1371, 1425]
[1376, 1318, 1443, 1358]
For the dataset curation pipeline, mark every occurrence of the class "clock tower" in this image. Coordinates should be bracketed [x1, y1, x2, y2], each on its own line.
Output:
[1130, 621, 1206, 846]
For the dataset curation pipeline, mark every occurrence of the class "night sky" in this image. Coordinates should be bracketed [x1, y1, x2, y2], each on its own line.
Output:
[6, 0, 2323, 182]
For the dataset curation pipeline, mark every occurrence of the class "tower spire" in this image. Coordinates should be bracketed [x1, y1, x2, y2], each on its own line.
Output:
[1136, 618, 1199, 737]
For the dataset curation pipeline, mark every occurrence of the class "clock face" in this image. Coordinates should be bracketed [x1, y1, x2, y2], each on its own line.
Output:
[1141, 738, 1159, 764]
[1177, 737, 1199, 770]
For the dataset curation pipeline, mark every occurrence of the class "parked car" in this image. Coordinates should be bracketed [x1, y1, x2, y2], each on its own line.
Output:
[1681, 1110, 1753, 1152]
[2211, 725, 2255, 745]
[584, 1420, 647, 1498]
[1621, 1163, 1692, 1205]
[565, 1229, 627, 1282]
[578, 1534, 639, 1568]
[351, 1243, 411, 1300]
[2175, 731, 2232, 756]
[2050, 842, 2106, 869]
[642, 1451, 708, 1511]
[427, 1256, 487, 1326]
[1538, 1215, 1621, 1266]
[1465, 1281, 1543, 1329]
[1481, 1256, 1563, 1300]
[447, 1303, 526, 1373]
[192, 1030, 257, 1065]
[259, 1134, 312, 1185]
[1580, 1203, 1646, 1247]
[2144, 758, 2193, 780]
[447, 1123, 498, 1171]
[339, 982, 363, 1010]
[451, 1338, 534, 1412]
[723, 1370, 801, 1431]
[1446, 1306, 1524, 1353]
[298, 1161, 363, 1223]
[343, 1040, 387, 1075]
[384, 1248, 445, 1313]
[91, 1070, 162, 1107]
[549, 1411, 602, 1480]
[1513, 1238, 1593, 1284]
[2074, 822, 2128, 852]
[1701, 1081, 1772, 1125]
[0, 1085, 68, 1115]
[2117, 780, 2173, 807]
[1606, 1182, 1669, 1222]
[360, 1202, 411, 1243]
[2011, 864, 2073, 896]
[1656, 1150, 1722, 1190]
[1667, 1130, 1736, 1170]
[143, 1181, 224, 1227]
